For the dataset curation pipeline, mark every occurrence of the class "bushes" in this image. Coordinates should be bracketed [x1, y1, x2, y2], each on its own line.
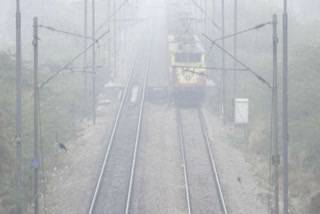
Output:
[0, 49, 93, 211]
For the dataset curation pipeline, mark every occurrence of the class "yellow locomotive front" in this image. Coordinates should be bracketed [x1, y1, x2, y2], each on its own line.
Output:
[168, 34, 206, 101]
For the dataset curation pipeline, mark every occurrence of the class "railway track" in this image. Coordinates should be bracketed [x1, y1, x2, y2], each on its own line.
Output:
[177, 107, 228, 214]
[88, 24, 152, 214]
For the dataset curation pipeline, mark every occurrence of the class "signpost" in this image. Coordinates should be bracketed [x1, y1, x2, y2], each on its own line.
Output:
[234, 98, 249, 125]
[234, 98, 250, 161]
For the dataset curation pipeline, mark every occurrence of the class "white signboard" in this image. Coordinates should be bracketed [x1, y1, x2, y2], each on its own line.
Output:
[234, 98, 249, 124]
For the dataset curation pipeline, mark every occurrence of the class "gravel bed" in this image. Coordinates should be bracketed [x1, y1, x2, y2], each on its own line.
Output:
[180, 108, 223, 213]
[130, 103, 187, 214]
[30, 104, 272, 214]
[26, 104, 118, 214]
[202, 108, 270, 214]
[24, 21, 141, 213]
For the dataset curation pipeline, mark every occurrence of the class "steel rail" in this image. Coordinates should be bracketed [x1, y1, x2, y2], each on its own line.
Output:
[124, 29, 153, 214]
[88, 27, 145, 214]
[176, 108, 192, 214]
[197, 109, 228, 214]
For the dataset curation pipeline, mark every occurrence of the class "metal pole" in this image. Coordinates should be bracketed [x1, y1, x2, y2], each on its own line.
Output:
[123, 0, 126, 53]
[200, 0, 202, 33]
[233, 0, 237, 100]
[15, 0, 22, 213]
[114, 0, 117, 76]
[272, 14, 279, 214]
[195, 0, 198, 32]
[212, 0, 215, 28]
[108, 0, 111, 73]
[222, 0, 226, 124]
[283, 0, 289, 213]
[204, 0, 207, 49]
[121, 0, 124, 54]
[84, 0, 88, 116]
[92, 0, 96, 125]
[33, 17, 39, 214]
[201, 0, 204, 33]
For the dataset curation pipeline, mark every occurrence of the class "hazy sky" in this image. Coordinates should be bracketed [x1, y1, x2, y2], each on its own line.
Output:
[1, 0, 320, 41]
[258, 0, 320, 20]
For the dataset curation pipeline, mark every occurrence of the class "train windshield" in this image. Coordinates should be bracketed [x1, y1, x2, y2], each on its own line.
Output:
[175, 53, 202, 63]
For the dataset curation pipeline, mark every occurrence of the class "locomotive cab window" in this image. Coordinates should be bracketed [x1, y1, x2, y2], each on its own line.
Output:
[175, 53, 202, 63]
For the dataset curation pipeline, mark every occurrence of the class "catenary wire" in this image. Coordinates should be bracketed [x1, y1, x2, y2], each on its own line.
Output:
[202, 33, 272, 88]
[39, 25, 95, 40]
[39, 30, 109, 89]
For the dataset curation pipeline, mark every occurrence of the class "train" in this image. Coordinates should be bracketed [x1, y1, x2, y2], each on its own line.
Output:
[168, 34, 207, 101]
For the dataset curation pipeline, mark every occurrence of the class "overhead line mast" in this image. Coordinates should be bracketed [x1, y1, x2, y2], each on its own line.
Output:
[16, 0, 22, 213]
[221, 0, 226, 124]
[114, 0, 117, 77]
[233, 0, 237, 100]
[84, 0, 88, 116]
[92, 0, 96, 125]
[33, 17, 39, 214]
[283, 0, 289, 213]
[272, 14, 279, 214]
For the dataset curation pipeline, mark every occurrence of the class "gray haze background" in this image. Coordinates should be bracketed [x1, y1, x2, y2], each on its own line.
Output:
[1, 0, 320, 42]
[263, 0, 320, 21]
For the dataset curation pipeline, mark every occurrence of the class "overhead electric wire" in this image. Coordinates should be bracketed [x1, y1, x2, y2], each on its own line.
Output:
[187, 0, 221, 30]
[202, 33, 272, 88]
[39, 25, 95, 40]
[172, 65, 248, 71]
[114, 18, 146, 22]
[39, 30, 110, 89]
[208, 21, 271, 43]
[95, 0, 128, 34]
[64, 66, 103, 74]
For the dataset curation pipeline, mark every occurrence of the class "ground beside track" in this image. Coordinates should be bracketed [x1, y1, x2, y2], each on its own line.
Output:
[128, 103, 269, 214]
[180, 108, 223, 213]
[202, 108, 269, 214]
[130, 103, 187, 214]
[25, 103, 119, 214]
[24, 28, 139, 214]
[29, 0, 270, 211]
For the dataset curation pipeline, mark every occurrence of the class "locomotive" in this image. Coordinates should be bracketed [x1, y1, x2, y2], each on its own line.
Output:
[168, 34, 207, 101]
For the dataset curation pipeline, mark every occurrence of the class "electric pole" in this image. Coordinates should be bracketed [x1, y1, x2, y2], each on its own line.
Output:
[121, 0, 125, 54]
[195, 0, 198, 32]
[272, 14, 279, 214]
[33, 17, 39, 214]
[123, 1, 127, 53]
[221, 0, 226, 124]
[233, 0, 237, 100]
[108, 0, 111, 74]
[114, 0, 117, 77]
[84, 0, 88, 116]
[15, 0, 22, 213]
[212, 0, 215, 31]
[92, 0, 96, 125]
[283, 0, 289, 213]
[204, 0, 207, 49]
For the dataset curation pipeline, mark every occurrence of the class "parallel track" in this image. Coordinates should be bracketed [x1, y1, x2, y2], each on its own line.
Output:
[88, 25, 152, 214]
[177, 107, 228, 214]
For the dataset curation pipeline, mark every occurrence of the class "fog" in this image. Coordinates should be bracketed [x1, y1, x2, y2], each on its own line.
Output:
[1, 0, 320, 213]
[258, 0, 320, 20]
[1, 0, 320, 43]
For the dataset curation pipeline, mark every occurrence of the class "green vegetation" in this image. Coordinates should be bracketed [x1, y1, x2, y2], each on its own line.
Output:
[0, 45, 109, 212]
[213, 11, 320, 212]
[0, 51, 18, 214]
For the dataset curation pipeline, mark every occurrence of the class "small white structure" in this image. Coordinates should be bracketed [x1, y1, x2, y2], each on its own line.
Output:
[234, 98, 249, 125]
